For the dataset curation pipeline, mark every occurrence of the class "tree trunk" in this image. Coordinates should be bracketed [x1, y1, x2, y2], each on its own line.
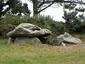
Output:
[32, 0, 38, 15]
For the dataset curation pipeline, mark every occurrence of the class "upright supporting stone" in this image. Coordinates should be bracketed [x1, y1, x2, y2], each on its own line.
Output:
[8, 37, 15, 44]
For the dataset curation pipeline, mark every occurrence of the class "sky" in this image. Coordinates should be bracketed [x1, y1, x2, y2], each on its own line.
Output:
[40, 5, 65, 21]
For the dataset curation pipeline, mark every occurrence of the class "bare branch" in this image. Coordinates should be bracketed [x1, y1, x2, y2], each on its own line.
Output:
[43, 0, 85, 4]
[38, 2, 44, 8]
[38, 2, 54, 13]
[37, 0, 85, 9]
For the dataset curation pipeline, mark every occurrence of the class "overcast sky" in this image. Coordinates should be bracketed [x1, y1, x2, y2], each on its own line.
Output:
[40, 5, 65, 21]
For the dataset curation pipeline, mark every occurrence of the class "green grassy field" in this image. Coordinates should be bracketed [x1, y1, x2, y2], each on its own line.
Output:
[0, 39, 85, 64]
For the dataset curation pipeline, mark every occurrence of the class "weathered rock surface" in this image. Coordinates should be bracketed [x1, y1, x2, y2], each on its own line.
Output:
[7, 23, 52, 44]
[63, 32, 82, 44]
[7, 23, 51, 37]
[57, 32, 82, 45]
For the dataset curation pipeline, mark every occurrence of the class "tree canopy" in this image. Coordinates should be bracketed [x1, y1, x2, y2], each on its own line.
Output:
[0, 0, 85, 16]
[0, 0, 30, 17]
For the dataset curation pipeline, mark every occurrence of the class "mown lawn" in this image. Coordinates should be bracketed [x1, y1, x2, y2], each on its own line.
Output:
[0, 38, 85, 64]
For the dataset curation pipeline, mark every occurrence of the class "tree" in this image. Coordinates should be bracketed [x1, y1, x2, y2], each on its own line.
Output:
[62, 7, 85, 33]
[0, 0, 18, 16]
[62, 10, 78, 32]
[11, 3, 30, 16]
[62, 0, 85, 32]
[0, 0, 85, 16]
[28, 0, 85, 15]
[0, 0, 30, 17]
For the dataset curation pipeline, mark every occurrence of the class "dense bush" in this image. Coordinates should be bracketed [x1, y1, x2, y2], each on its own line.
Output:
[63, 11, 85, 33]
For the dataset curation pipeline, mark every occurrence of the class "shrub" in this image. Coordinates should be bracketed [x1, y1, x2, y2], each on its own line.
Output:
[0, 14, 26, 37]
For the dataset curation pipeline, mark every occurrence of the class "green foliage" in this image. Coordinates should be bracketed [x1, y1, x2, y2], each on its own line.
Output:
[63, 11, 85, 33]
[75, 7, 85, 12]
[64, 3, 77, 10]
[12, 3, 30, 15]
[0, 0, 19, 16]
[0, 0, 30, 17]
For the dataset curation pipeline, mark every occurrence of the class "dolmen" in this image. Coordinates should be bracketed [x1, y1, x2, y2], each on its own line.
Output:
[7, 23, 52, 44]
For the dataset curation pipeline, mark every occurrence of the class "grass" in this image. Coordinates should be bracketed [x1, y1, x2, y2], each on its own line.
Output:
[0, 38, 85, 64]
